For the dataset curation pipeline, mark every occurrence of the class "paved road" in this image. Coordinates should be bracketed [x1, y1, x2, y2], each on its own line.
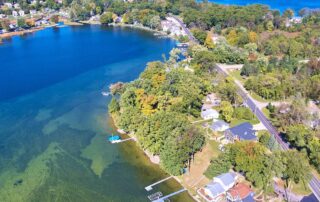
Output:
[172, 15, 320, 200]
[169, 15, 198, 43]
[215, 64, 320, 201]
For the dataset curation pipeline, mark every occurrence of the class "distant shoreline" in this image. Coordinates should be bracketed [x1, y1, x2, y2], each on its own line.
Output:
[1, 20, 174, 43]
[0, 27, 44, 40]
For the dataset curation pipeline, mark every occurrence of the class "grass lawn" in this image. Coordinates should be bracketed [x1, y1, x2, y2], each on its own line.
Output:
[229, 70, 246, 84]
[208, 140, 221, 158]
[262, 107, 271, 119]
[291, 181, 311, 196]
[230, 118, 260, 127]
[250, 92, 270, 103]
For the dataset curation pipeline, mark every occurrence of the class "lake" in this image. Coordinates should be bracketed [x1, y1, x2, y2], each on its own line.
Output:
[207, 0, 320, 13]
[0, 25, 194, 201]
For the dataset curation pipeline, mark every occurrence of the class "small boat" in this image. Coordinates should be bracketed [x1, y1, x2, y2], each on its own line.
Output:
[101, 91, 110, 96]
[108, 135, 121, 143]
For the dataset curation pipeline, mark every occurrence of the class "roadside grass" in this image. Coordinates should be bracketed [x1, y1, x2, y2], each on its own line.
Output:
[229, 70, 246, 83]
[230, 118, 260, 127]
[291, 181, 311, 196]
[262, 107, 271, 119]
[208, 140, 221, 158]
[250, 92, 271, 103]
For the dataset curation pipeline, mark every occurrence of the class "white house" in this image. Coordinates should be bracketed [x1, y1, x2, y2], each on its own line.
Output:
[30, 10, 37, 16]
[12, 10, 18, 17]
[13, 3, 20, 9]
[4, 3, 13, 9]
[198, 172, 238, 202]
[201, 108, 219, 120]
[18, 10, 25, 16]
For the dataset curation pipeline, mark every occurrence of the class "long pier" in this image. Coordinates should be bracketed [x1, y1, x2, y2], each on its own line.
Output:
[111, 137, 136, 144]
[153, 188, 187, 202]
[145, 176, 173, 191]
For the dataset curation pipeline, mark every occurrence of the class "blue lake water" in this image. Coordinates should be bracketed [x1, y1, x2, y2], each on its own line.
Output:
[0, 25, 193, 201]
[207, 0, 320, 13]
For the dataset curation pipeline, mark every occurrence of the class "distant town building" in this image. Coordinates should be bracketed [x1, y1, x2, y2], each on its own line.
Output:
[13, 3, 20, 9]
[12, 10, 18, 17]
[161, 16, 187, 37]
[4, 2, 13, 9]
[30, 10, 37, 16]
[18, 10, 25, 16]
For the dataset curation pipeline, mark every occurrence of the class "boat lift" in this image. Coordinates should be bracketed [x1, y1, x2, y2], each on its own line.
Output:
[145, 176, 173, 191]
[152, 188, 187, 202]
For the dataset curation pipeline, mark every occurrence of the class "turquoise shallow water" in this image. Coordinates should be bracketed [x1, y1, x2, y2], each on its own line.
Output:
[0, 25, 193, 201]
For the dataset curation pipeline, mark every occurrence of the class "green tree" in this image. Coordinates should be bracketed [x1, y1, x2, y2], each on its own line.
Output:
[204, 32, 215, 49]
[220, 101, 234, 122]
[283, 9, 294, 19]
[95, 6, 102, 15]
[205, 153, 231, 178]
[191, 28, 207, 44]
[282, 150, 311, 195]
[258, 131, 271, 148]
[265, 21, 274, 32]
[108, 97, 120, 113]
[17, 18, 26, 27]
[149, 15, 160, 29]
[100, 12, 113, 24]
[286, 124, 313, 148]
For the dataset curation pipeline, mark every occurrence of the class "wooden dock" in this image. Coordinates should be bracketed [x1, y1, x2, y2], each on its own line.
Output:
[153, 188, 187, 202]
[111, 137, 136, 144]
[145, 176, 173, 191]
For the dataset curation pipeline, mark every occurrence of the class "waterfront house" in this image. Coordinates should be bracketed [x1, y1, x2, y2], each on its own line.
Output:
[201, 108, 219, 120]
[225, 122, 257, 142]
[13, 3, 20, 9]
[198, 172, 238, 202]
[18, 10, 25, 16]
[226, 183, 255, 202]
[30, 10, 37, 16]
[12, 10, 18, 17]
[9, 23, 16, 30]
[4, 3, 12, 9]
[210, 120, 230, 132]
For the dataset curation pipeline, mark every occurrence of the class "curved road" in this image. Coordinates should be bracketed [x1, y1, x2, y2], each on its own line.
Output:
[170, 14, 320, 201]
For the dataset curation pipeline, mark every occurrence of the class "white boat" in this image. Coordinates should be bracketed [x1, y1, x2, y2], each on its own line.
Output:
[101, 91, 110, 96]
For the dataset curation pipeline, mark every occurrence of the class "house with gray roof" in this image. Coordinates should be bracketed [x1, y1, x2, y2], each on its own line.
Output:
[201, 108, 219, 120]
[225, 122, 257, 142]
[210, 120, 230, 132]
[198, 172, 238, 202]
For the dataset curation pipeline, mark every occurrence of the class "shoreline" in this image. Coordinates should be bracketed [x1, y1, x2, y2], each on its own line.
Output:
[1, 20, 176, 44]
[0, 27, 44, 39]
[111, 114, 199, 202]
